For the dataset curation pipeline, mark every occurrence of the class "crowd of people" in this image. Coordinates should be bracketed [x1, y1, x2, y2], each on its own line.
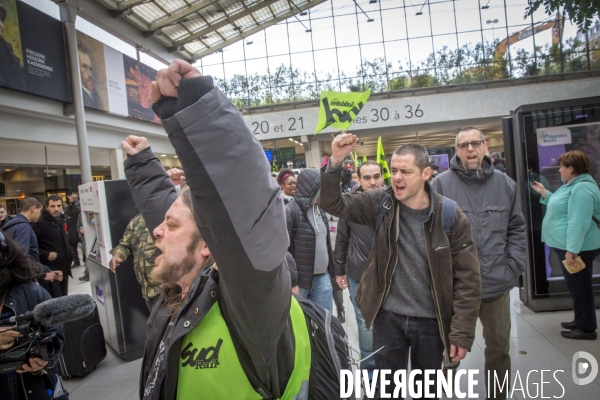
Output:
[1, 58, 599, 400]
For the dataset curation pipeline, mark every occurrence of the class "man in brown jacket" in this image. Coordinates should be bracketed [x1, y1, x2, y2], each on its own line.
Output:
[320, 133, 482, 397]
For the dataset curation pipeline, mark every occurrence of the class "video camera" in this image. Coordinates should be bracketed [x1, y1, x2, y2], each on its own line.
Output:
[0, 318, 60, 374]
[0, 294, 95, 374]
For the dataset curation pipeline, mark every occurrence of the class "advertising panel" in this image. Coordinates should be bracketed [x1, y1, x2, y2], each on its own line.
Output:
[0, 0, 70, 102]
[0, 1, 160, 123]
[533, 121, 600, 287]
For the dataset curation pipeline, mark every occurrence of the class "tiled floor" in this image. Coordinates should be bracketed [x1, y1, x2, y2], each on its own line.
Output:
[62, 223, 600, 400]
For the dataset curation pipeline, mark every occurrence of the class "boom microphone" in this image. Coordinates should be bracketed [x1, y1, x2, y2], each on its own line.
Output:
[0, 294, 96, 327]
[33, 294, 96, 327]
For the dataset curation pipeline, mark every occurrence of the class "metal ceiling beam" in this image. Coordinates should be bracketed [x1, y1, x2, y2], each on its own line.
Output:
[148, 0, 220, 31]
[189, 0, 326, 59]
[117, 0, 151, 10]
[80, 0, 192, 61]
[173, 0, 282, 47]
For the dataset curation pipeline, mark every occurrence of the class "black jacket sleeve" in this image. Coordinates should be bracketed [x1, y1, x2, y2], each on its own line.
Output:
[124, 147, 178, 235]
[333, 218, 350, 277]
[152, 77, 292, 393]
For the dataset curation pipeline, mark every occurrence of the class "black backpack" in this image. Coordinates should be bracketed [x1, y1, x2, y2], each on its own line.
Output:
[295, 294, 353, 400]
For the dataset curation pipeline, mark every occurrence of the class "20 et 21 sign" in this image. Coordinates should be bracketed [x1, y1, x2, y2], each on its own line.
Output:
[245, 103, 425, 139]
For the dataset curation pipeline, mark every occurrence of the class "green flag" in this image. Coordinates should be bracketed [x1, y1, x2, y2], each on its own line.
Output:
[315, 90, 371, 134]
[353, 152, 360, 166]
[271, 160, 279, 172]
[377, 137, 391, 185]
[362, 156, 367, 164]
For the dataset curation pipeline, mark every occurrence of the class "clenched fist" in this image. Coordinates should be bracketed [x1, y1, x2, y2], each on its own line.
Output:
[150, 59, 202, 104]
[330, 133, 358, 168]
[122, 135, 149, 156]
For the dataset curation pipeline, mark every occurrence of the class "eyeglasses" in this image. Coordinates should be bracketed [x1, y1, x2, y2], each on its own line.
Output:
[456, 140, 484, 150]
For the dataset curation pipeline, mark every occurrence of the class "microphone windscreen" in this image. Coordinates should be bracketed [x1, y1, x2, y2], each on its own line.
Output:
[33, 294, 96, 327]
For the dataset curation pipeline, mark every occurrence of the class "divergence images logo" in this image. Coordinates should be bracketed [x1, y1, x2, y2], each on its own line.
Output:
[572, 351, 598, 385]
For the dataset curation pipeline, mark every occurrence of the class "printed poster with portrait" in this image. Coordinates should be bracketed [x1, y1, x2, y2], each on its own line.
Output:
[0, 0, 25, 90]
[76, 31, 109, 112]
[123, 54, 161, 124]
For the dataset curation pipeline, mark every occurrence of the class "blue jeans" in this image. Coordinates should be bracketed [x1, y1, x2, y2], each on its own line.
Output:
[348, 277, 375, 375]
[299, 273, 333, 313]
[373, 310, 444, 399]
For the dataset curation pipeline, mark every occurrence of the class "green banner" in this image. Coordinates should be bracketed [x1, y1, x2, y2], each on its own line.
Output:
[377, 137, 391, 186]
[315, 90, 371, 134]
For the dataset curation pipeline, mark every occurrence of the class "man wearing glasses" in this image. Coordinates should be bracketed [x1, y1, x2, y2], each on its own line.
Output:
[430, 127, 526, 399]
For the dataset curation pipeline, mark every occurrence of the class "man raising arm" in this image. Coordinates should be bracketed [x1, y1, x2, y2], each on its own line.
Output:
[320, 133, 482, 398]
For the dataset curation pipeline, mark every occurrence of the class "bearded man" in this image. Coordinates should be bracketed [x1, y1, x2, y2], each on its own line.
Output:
[122, 60, 311, 400]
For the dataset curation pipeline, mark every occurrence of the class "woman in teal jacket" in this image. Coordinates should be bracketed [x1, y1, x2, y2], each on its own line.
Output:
[531, 150, 600, 340]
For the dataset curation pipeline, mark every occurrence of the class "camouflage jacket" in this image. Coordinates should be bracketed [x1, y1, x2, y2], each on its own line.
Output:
[110, 214, 162, 300]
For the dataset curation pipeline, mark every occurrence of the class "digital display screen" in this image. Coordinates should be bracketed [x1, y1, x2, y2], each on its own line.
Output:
[264, 150, 273, 162]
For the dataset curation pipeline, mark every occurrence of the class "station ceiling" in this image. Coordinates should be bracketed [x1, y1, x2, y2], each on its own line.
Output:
[95, 0, 326, 61]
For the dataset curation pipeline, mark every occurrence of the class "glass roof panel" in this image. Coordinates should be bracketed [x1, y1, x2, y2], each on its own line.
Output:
[155, 0, 187, 14]
[133, 3, 165, 23]
[102, 0, 322, 57]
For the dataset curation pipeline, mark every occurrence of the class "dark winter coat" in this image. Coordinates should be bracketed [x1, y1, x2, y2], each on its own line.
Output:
[1, 281, 65, 400]
[333, 187, 376, 282]
[66, 202, 81, 244]
[493, 159, 506, 173]
[430, 155, 526, 298]
[320, 164, 482, 367]
[2, 214, 40, 262]
[0, 214, 12, 229]
[285, 168, 334, 290]
[32, 211, 73, 278]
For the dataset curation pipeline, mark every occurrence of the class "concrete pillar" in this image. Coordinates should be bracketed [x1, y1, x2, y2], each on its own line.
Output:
[304, 137, 324, 168]
[54, 0, 93, 185]
[109, 149, 126, 180]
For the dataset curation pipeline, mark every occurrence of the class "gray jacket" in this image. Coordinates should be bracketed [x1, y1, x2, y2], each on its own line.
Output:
[430, 155, 526, 298]
[126, 77, 295, 399]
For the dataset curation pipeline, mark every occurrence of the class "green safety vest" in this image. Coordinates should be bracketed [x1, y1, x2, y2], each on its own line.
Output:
[177, 296, 311, 399]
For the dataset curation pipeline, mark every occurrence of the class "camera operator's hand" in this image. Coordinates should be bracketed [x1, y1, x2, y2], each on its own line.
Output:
[17, 357, 49, 374]
[0, 326, 21, 350]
